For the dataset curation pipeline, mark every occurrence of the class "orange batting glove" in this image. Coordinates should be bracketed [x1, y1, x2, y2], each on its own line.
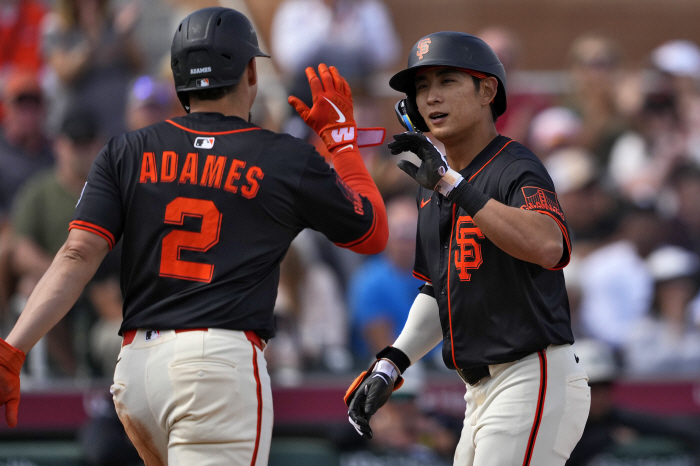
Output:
[288, 64, 358, 151]
[0, 338, 25, 428]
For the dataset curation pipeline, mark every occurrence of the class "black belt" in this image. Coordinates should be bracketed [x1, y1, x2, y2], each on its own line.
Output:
[456, 365, 491, 386]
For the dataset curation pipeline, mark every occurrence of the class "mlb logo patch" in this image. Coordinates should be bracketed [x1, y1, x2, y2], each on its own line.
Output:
[145, 330, 161, 342]
[194, 137, 215, 149]
[196, 78, 210, 87]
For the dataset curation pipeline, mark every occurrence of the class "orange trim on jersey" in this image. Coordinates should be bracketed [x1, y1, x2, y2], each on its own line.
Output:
[522, 350, 547, 466]
[334, 209, 377, 249]
[447, 203, 459, 370]
[166, 119, 262, 136]
[412, 271, 432, 283]
[468, 140, 514, 183]
[69, 221, 115, 249]
[249, 339, 263, 466]
[535, 210, 571, 270]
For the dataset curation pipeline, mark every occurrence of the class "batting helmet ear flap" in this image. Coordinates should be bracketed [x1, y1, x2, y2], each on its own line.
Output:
[404, 95, 429, 133]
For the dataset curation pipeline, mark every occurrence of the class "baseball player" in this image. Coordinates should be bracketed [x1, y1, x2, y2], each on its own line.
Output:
[0, 7, 388, 466]
[345, 32, 591, 466]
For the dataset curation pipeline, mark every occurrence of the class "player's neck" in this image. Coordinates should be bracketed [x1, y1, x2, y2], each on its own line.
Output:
[444, 123, 498, 172]
[189, 98, 250, 120]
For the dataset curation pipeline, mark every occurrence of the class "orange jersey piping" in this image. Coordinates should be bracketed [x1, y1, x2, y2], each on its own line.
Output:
[69, 220, 115, 249]
[166, 120, 262, 136]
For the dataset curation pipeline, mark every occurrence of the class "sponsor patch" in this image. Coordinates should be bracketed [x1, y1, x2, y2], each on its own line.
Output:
[520, 187, 565, 220]
[194, 137, 215, 149]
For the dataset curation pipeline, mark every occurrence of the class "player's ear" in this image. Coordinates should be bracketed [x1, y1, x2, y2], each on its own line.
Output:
[481, 77, 498, 107]
[246, 58, 258, 87]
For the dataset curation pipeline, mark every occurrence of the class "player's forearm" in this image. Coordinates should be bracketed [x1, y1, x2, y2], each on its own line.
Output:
[331, 147, 388, 254]
[392, 292, 443, 365]
[7, 233, 108, 353]
[472, 199, 563, 269]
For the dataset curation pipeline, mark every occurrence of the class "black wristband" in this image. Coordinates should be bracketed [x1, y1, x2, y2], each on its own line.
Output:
[376, 346, 411, 374]
[448, 180, 491, 217]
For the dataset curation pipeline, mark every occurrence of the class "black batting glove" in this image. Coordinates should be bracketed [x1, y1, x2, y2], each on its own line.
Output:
[390, 132, 451, 191]
[347, 371, 394, 439]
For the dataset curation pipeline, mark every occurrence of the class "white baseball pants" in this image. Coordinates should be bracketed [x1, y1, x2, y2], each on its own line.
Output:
[454, 344, 590, 466]
[110, 328, 273, 466]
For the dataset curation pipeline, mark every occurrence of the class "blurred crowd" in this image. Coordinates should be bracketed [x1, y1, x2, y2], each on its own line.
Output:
[2, 0, 700, 464]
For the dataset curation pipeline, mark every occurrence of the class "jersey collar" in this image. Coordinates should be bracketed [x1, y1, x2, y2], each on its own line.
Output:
[458, 135, 512, 183]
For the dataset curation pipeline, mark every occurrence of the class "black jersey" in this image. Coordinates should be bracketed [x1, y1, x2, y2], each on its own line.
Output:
[71, 112, 378, 339]
[413, 135, 573, 370]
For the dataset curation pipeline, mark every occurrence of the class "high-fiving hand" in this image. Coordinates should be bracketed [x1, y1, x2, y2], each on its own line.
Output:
[288, 64, 357, 151]
[390, 132, 462, 196]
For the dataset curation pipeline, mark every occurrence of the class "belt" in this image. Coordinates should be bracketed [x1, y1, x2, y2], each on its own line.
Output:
[456, 365, 491, 386]
[121, 328, 264, 351]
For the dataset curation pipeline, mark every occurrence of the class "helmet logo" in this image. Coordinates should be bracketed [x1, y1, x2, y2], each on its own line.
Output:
[196, 78, 210, 88]
[417, 38, 431, 60]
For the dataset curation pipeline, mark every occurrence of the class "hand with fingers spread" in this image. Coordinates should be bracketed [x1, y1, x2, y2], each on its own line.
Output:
[0, 339, 25, 428]
[288, 64, 357, 151]
[389, 132, 463, 196]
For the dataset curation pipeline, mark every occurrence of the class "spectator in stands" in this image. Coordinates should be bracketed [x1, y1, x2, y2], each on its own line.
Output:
[0, 0, 47, 81]
[267, 241, 350, 385]
[564, 33, 629, 165]
[478, 27, 552, 145]
[11, 108, 121, 377]
[665, 165, 700, 251]
[0, 68, 54, 223]
[577, 207, 664, 349]
[348, 195, 423, 362]
[124, 75, 177, 132]
[43, 0, 144, 138]
[623, 246, 700, 375]
[568, 339, 700, 465]
[271, 0, 399, 101]
[607, 91, 687, 205]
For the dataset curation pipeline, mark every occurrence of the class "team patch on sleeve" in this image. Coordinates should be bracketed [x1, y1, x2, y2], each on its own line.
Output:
[520, 187, 565, 221]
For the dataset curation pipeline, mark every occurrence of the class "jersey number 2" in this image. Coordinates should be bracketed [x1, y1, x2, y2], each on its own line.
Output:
[160, 197, 222, 283]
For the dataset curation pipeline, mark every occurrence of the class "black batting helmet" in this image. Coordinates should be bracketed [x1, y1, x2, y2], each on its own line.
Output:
[390, 31, 506, 132]
[171, 7, 269, 112]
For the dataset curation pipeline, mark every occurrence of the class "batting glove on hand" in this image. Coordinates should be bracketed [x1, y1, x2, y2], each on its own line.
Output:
[0, 339, 25, 428]
[390, 132, 463, 196]
[288, 64, 357, 151]
[347, 368, 395, 439]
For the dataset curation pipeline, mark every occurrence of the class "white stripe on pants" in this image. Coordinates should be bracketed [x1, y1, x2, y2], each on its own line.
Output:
[110, 328, 273, 466]
[454, 344, 590, 466]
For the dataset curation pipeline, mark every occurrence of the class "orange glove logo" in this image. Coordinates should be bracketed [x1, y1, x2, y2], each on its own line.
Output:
[288, 64, 357, 151]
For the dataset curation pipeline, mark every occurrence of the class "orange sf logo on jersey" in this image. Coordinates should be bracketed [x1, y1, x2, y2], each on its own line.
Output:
[454, 216, 484, 281]
[416, 38, 431, 59]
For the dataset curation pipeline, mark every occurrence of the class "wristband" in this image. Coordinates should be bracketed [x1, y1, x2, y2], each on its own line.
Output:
[448, 179, 491, 217]
[375, 346, 411, 374]
[373, 360, 399, 382]
[435, 168, 463, 197]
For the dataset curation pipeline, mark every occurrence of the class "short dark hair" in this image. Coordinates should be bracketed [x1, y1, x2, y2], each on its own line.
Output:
[471, 76, 498, 123]
[187, 83, 239, 102]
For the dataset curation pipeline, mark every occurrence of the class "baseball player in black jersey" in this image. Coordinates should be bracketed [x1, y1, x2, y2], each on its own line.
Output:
[0, 7, 388, 466]
[345, 32, 590, 466]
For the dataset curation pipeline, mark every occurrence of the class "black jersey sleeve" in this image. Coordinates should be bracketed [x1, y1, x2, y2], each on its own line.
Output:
[413, 190, 432, 283]
[293, 150, 376, 247]
[70, 139, 124, 249]
[499, 159, 571, 269]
